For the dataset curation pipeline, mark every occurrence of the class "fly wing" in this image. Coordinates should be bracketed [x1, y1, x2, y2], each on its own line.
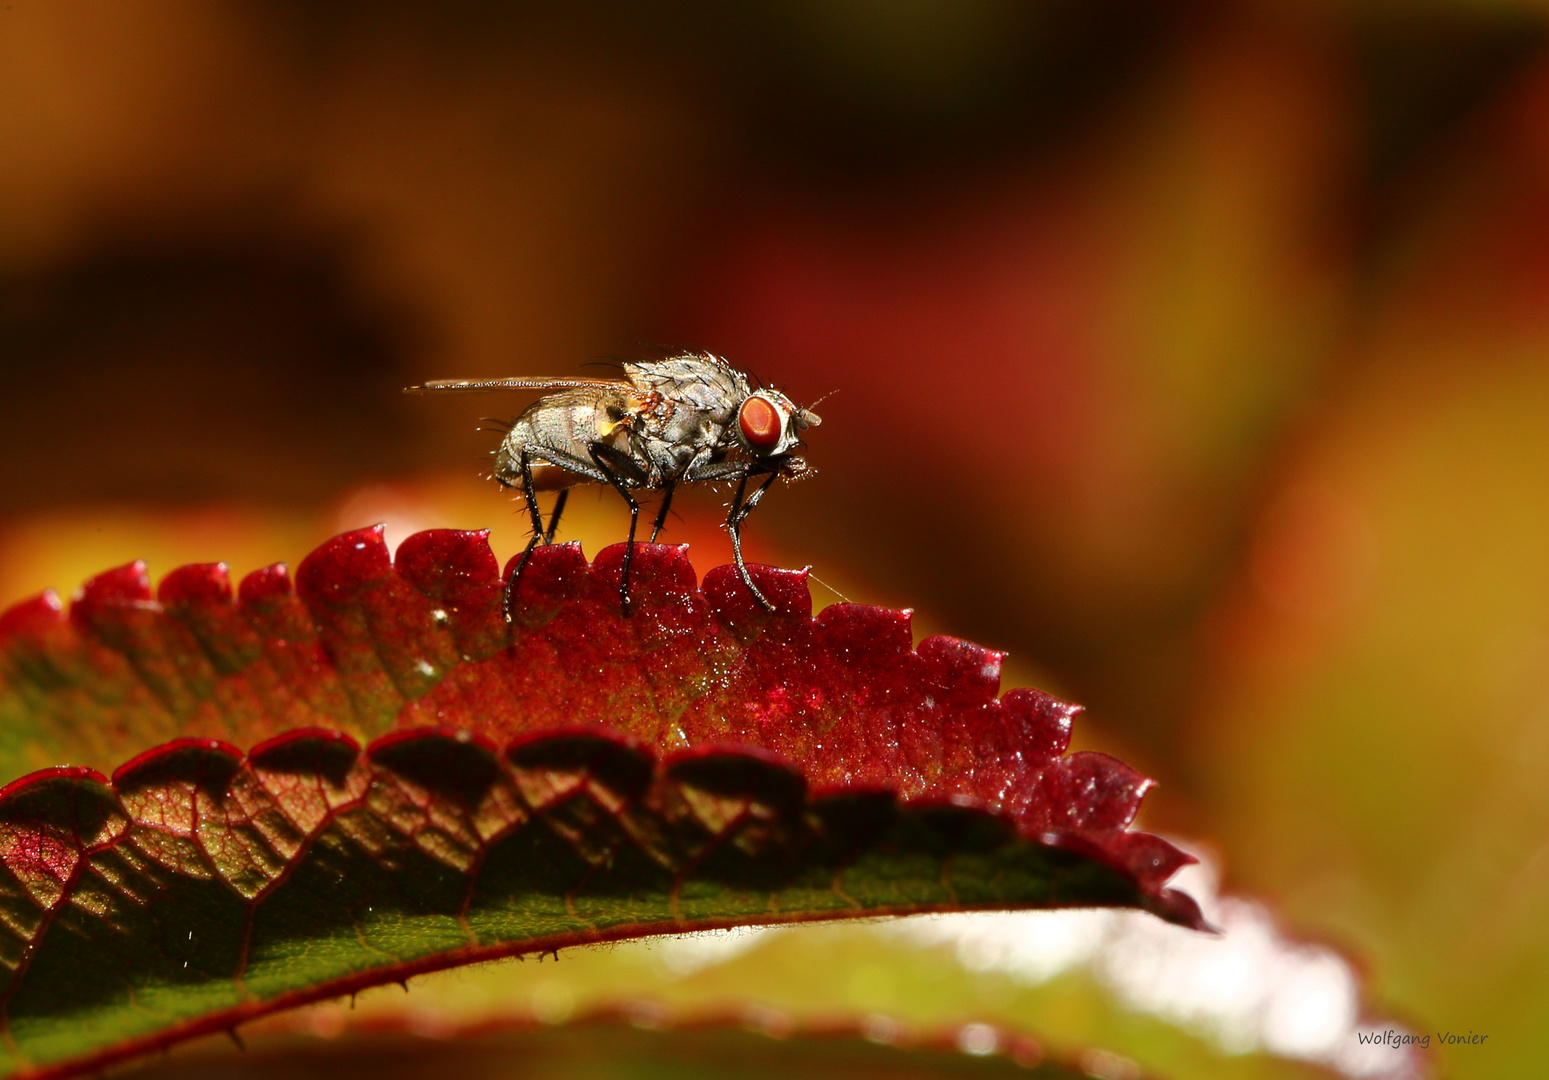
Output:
[404, 376, 630, 394]
[624, 354, 749, 416]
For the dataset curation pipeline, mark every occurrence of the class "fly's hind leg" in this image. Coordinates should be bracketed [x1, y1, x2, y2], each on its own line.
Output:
[587, 443, 646, 616]
[649, 481, 676, 543]
[544, 488, 569, 544]
[726, 470, 781, 612]
[503, 447, 612, 622]
[503, 449, 548, 623]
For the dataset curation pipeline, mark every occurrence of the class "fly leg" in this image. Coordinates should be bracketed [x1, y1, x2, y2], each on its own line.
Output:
[587, 444, 647, 616]
[648, 444, 719, 542]
[503, 449, 548, 623]
[544, 488, 569, 544]
[649, 481, 676, 543]
[726, 470, 781, 612]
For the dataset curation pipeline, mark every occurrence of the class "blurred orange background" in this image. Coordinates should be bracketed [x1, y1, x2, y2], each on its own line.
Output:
[4, 3, 1549, 1077]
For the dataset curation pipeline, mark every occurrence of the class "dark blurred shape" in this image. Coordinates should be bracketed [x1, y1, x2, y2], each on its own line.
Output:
[1353, 4, 1548, 195]
[0, 223, 419, 513]
[272, 0, 1180, 186]
[711, 0, 1180, 186]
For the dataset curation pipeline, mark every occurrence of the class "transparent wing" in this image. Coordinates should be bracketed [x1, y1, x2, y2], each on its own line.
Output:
[404, 376, 630, 395]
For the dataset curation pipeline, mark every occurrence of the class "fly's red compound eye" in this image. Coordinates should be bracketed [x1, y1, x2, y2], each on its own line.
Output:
[738, 395, 782, 450]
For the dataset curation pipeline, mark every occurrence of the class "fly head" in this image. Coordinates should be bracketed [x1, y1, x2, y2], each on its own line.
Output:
[736, 389, 821, 458]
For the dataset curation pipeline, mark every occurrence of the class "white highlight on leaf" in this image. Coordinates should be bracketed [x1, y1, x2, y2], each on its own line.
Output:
[530, 980, 575, 1025]
[332, 484, 435, 557]
[956, 1023, 999, 1056]
[1079, 1047, 1141, 1080]
[652, 844, 1428, 1080]
[655, 925, 774, 976]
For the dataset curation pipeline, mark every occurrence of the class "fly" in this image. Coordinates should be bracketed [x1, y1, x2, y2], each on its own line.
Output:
[405, 351, 821, 619]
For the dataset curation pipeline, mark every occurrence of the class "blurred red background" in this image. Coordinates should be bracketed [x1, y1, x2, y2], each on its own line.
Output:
[5, 3, 1549, 1077]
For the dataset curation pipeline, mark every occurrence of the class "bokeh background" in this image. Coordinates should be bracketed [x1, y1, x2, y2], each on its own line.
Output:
[4, 2, 1549, 1078]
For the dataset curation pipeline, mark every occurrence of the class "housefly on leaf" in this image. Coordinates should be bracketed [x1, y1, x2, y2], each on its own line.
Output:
[406, 352, 821, 619]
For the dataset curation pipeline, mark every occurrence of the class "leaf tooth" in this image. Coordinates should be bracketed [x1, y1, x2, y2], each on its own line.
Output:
[247, 729, 368, 837]
[1040, 752, 1154, 836]
[363, 729, 514, 875]
[505, 732, 664, 870]
[702, 563, 813, 628]
[915, 636, 1004, 707]
[813, 603, 913, 667]
[70, 564, 219, 726]
[296, 527, 465, 727]
[502, 543, 591, 624]
[0, 769, 126, 948]
[158, 564, 264, 681]
[109, 739, 307, 899]
[394, 530, 507, 663]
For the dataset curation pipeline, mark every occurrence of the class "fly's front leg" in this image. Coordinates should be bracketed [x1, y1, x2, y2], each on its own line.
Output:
[726, 470, 781, 612]
[588, 444, 644, 616]
[503, 449, 547, 622]
[649, 480, 676, 543]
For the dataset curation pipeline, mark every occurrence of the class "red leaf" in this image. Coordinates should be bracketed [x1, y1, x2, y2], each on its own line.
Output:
[1, 528, 1200, 925]
[0, 528, 1207, 1078]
